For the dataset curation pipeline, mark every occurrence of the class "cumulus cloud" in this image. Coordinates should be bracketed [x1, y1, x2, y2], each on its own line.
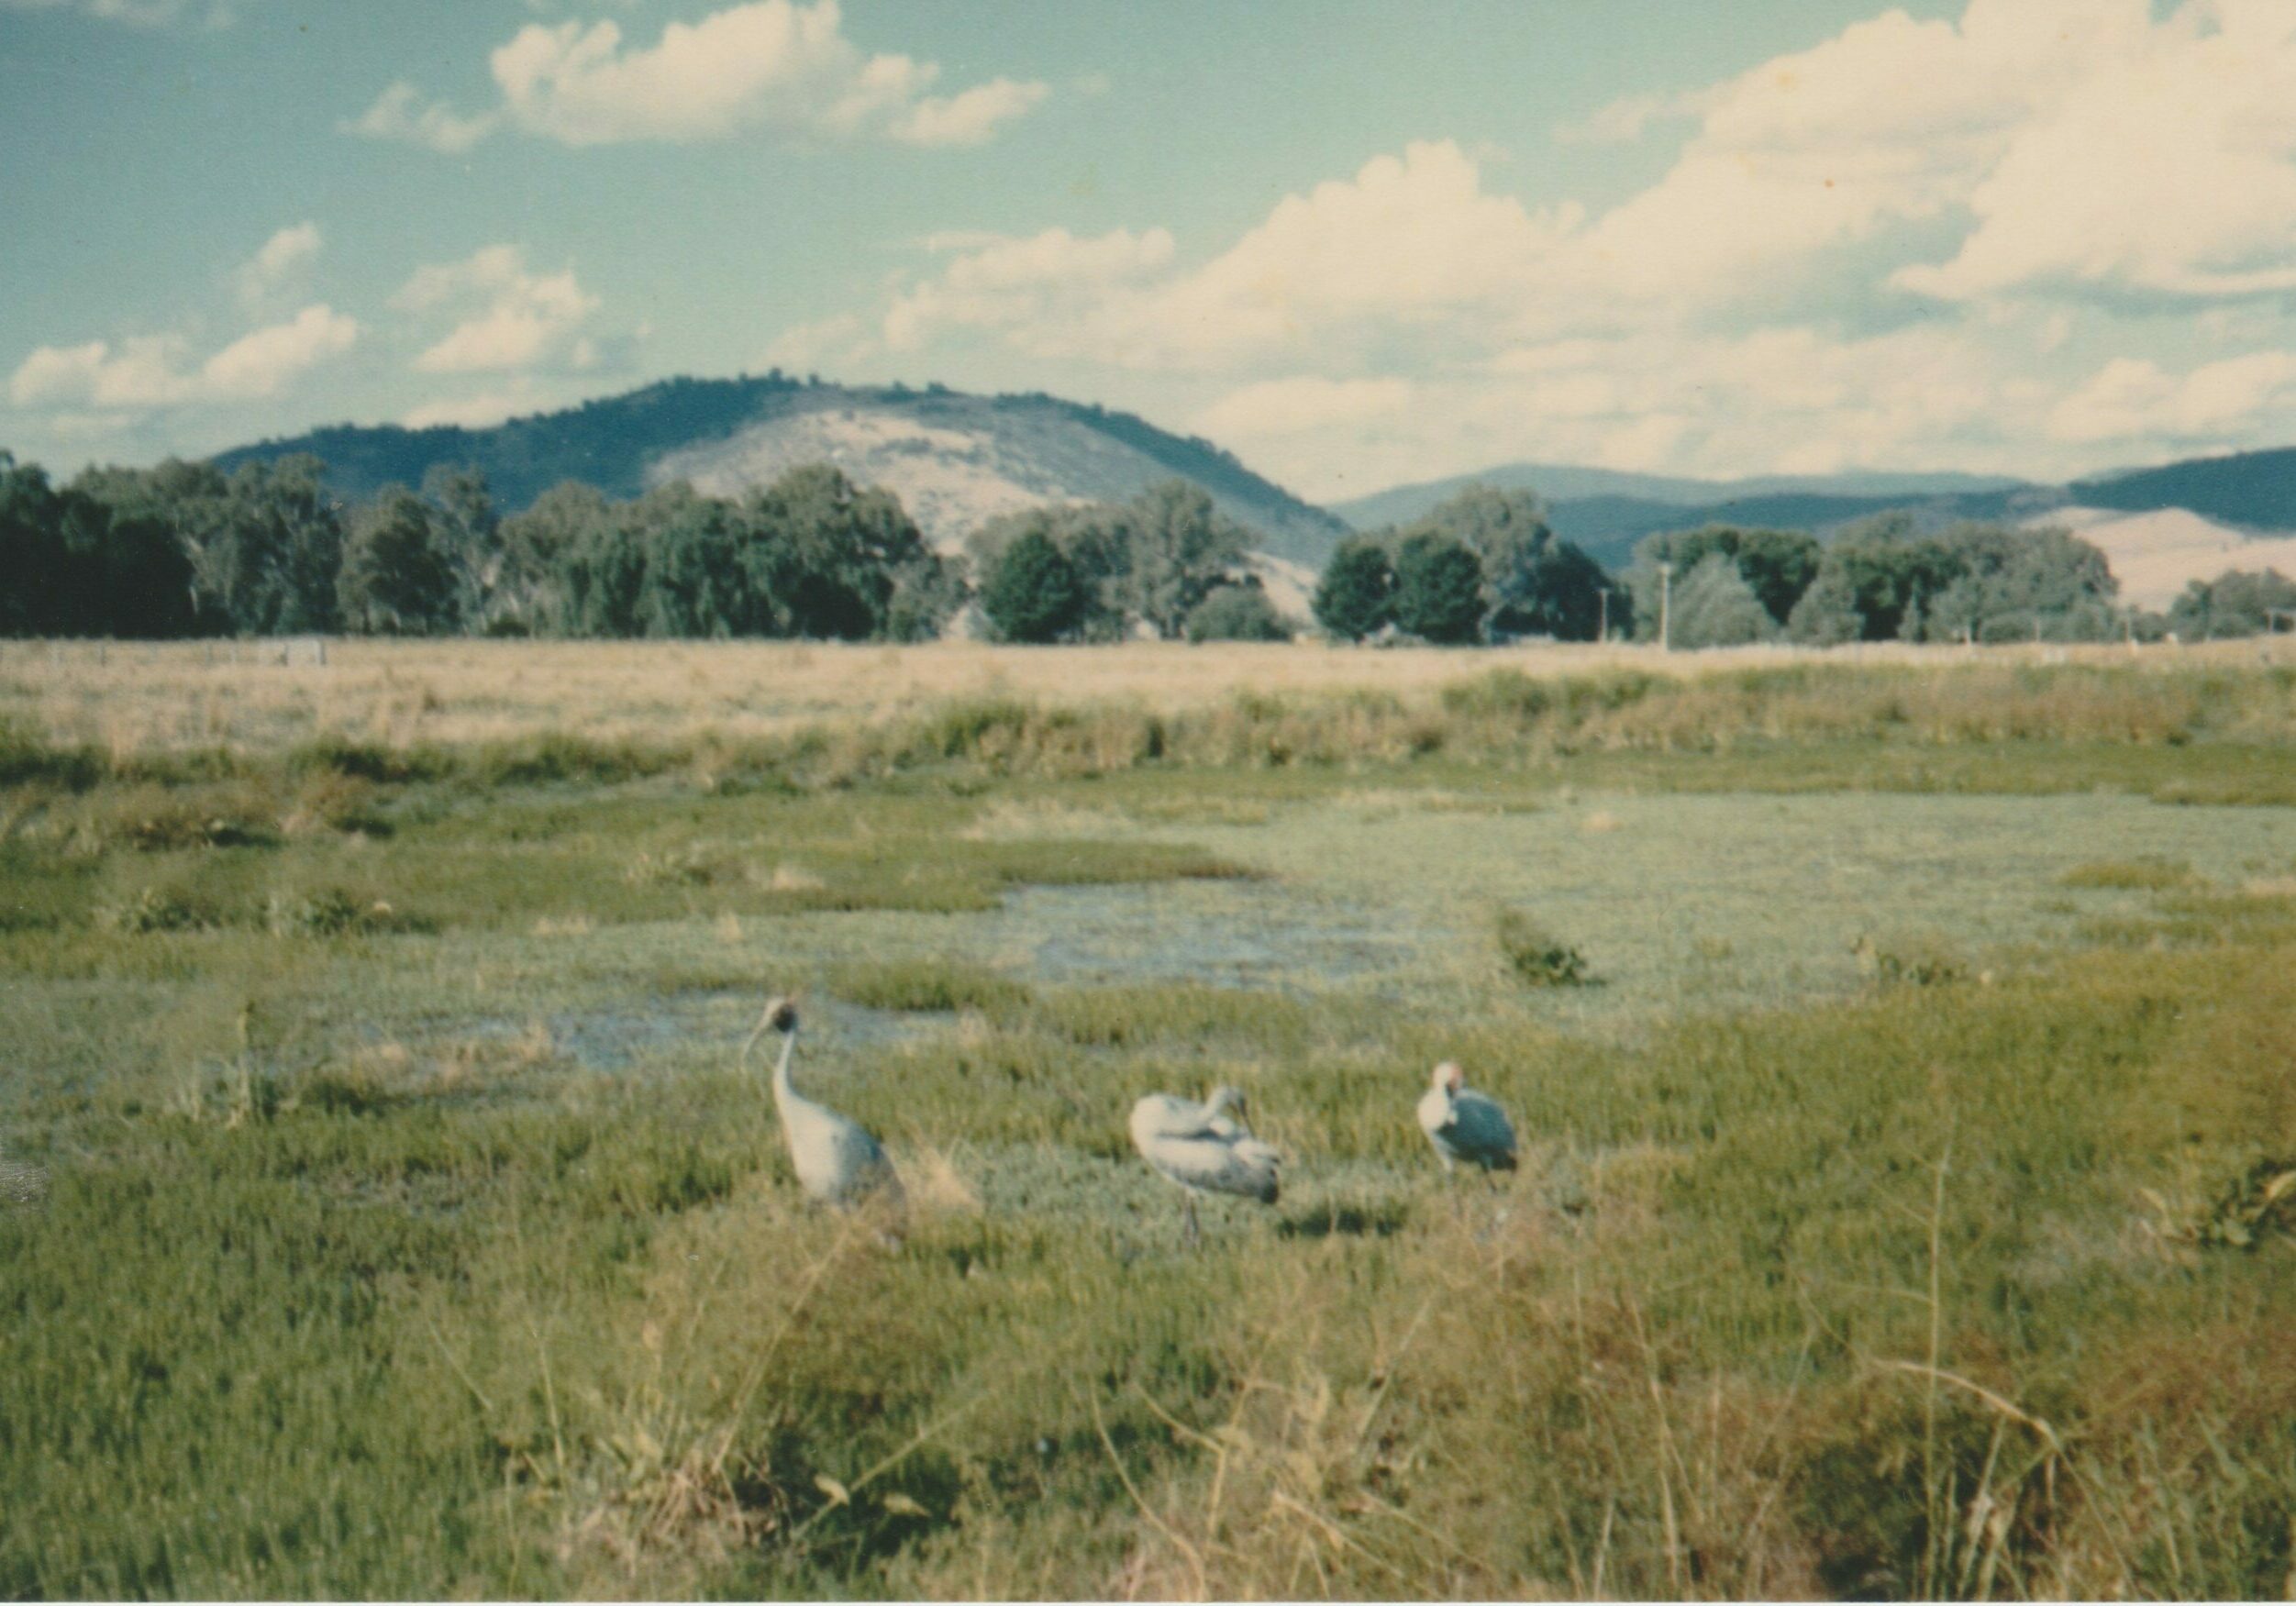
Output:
[1193, 377, 1414, 443]
[1894, 4, 2296, 300]
[343, 83, 500, 154]
[760, 312, 874, 371]
[351, 0, 1046, 151]
[880, 142, 1569, 370]
[401, 387, 549, 430]
[802, 0, 2296, 493]
[890, 78, 1048, 148]
[7, 305, 357, 410]
[392, 245, 600, 374]
[2048, 352, 2296, 445]
[882, 226, 1176, 357]
[235, 221, 321, 305]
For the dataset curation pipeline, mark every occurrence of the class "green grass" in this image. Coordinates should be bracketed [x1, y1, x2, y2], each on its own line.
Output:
[5, 674, 2296, 1598]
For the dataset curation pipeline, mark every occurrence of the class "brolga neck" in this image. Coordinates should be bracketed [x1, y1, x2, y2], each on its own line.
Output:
[771, 1032, 798, 1107]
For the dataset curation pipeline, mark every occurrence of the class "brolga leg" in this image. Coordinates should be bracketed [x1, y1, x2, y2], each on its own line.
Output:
[1182, 1193, 1201, 1250]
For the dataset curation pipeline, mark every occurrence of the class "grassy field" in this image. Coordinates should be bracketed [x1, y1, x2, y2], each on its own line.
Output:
[3, 648, 2295, 1599]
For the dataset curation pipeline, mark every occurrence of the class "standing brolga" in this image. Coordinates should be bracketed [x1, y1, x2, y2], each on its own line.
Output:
[743, 997, 904, 1213]
[1417, 1061, 1518, 1177]
[1128, 1084, 1281, 1246]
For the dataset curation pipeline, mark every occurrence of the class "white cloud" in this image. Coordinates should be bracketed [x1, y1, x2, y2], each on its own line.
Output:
[880, 142, 1569, 370]
[7, 305, 356, 410]
[393, 246, 600, 375]
[1148, 141, 1574, 364]
[353, 0, 1045, 152]
[235, 221, 321, 305]
[1553, 90, 1703, 147]
[198, 305, 360, 397]
[343, 82, 501, 155]
[1193, 377, 1414, 442]
[890, 78, 1048, 148]
[402, 388, 548, 430]
[2048, 352, 2296, 444]
[1894, 4, 2296, 301]
[882, 226, 1175, 356]
[760, 312, 874, 371]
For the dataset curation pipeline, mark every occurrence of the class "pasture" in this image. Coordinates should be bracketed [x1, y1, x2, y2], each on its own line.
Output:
[3, 644, 2295, 1599]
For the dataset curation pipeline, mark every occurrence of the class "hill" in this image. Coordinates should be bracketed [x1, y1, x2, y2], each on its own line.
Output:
[1338, 448, 2296, 602]
[2071, 446, 2296, 529]
[1334, 464, 2033, 530]
[211, 376, 1352, 570]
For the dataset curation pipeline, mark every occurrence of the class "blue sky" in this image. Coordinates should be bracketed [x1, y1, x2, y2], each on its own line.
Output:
[6, 0, 2295, 502]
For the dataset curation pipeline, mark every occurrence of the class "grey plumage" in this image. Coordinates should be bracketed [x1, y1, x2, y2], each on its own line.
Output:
[1416, 1061, 1517, 1173]
[1129, 1084, 1280, 1244]
[744, 998, 904, 1212]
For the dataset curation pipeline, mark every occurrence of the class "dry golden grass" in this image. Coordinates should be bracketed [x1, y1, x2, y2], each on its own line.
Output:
[6, 635, 2290, 756]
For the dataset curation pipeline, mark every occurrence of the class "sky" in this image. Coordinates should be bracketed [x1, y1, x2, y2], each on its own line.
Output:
[6, 0, 2296, 504]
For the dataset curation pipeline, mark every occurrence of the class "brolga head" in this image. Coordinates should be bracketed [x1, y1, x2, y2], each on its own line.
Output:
[1431, 1061, 1466, 1095]
[742, 995, 800, 1065]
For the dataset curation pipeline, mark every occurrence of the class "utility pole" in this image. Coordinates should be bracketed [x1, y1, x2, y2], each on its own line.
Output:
[1657, 562, 1673, 652]
[1598, 587, 1610, 644]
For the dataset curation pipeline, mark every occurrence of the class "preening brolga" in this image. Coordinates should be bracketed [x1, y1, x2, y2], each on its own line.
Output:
[1417, 1061, 1518, 1177]
[1128, 1084, 1281, 1246]
[743, 997, 905, 1212]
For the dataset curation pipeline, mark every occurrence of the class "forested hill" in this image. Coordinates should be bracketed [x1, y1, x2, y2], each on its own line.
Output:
[210, 375, 1352, 569]
[2070, 446, 2296, 528]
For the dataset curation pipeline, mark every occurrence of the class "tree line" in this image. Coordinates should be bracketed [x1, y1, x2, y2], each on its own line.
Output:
[0, 448, 1291, 645]
[6, 444, 2290, 645]
[1311, 485, 1615, 645]
[0, 450, 970, 643]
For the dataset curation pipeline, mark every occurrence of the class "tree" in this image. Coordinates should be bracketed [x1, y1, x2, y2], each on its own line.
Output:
[981, 527, 1091, 643]
[1115, 481, 1249, 638]
[0, 453, 68, 637]
[1185, 581, 1290, 642]
[1395, 483, 1609, 639]
[741, 465, 952, 640]
[1734, 529, 1823, 625]
[57, 469, 204, 638]
[2168, 568, 2296, 638]
[194, 456, 344, 634]
[421, 463, 500, 631]
[1628, 526, 1819, 639]
[1667, 553, 1777, 648]
[1313, 538, 1394, 641]
[1391, 532, 1485, 644]
[338, 487, 453, 635]
[498, 481, 616, 634]
[638, 483, 750, 637]
[1786, 563, 1862, 646]
[970, 504, 1130, 640]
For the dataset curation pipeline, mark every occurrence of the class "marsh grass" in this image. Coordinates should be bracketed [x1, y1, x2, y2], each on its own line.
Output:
[3, 659, 2295, 1597]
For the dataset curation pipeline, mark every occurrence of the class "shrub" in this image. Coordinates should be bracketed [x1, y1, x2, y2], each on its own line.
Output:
[1184, 583, 1290, 642]
[1495, 907, 1593, 986]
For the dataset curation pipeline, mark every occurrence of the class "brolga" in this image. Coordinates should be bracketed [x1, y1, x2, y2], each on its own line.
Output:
[1416, 1061, 1518, 1180]
[1128, 1084, 1281, 1247]
[742, 997, 904, 1213]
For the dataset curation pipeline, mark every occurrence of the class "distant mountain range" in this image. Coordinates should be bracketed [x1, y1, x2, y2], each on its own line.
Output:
[212, 375, 1351, 570]
[1337, 450, 2296, 581]
[1333, 463, 2030, 526]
